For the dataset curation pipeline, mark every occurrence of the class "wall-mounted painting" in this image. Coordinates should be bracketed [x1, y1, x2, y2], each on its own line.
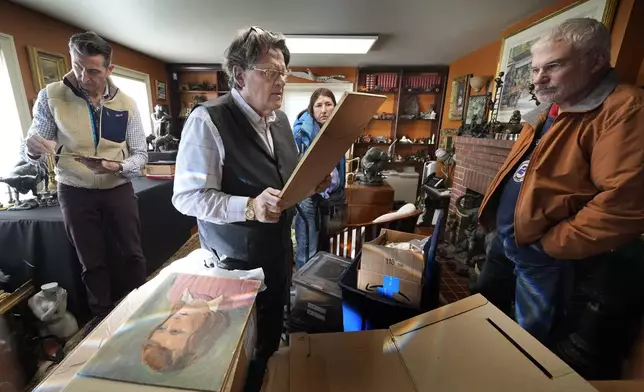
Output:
[156, 80, 167, 100]
[448, 75, 468, 121]
[465, 95, 489, 125]
[439, 128, 460, 151]
[27, 46, 69, 93]
[496, 0, 618, 122]
[78, 273, 260, 391]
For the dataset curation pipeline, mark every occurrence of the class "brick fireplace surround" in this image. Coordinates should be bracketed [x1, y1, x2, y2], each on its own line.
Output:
[449, 136, 515, 215]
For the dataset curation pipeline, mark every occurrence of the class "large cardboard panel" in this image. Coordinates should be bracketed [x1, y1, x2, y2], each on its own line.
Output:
[279, 91, 386, 208]
[289, 295, 596, 392]
[260, 348, 290, 392]
[391, 294, 596, 392]
[361, 229, 427, 283]
[289, 330, 416, 392]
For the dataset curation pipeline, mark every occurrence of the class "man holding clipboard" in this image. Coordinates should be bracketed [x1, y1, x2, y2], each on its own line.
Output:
[20, 32, 148, 319]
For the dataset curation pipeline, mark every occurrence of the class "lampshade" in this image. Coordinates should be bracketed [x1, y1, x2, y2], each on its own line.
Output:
[469, 76, 488, 92]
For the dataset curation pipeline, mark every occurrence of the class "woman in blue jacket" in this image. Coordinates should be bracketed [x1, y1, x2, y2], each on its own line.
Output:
[293, 88, 346, 269]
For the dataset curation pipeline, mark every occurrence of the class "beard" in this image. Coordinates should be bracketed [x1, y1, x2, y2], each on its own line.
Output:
[535, 84, 568, 104]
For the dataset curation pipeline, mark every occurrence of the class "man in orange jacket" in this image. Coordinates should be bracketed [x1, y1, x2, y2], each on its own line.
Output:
[476, 17, 644, 345]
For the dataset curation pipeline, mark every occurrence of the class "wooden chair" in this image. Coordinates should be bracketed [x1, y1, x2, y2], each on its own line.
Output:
[329, 209, 422, 259]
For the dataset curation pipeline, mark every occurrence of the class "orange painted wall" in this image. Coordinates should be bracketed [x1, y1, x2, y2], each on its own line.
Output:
[440, 0, 644, 129]
[0, 1, 168, 110]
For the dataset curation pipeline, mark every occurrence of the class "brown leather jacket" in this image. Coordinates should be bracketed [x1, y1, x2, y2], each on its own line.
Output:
[479, 70, 644, 260]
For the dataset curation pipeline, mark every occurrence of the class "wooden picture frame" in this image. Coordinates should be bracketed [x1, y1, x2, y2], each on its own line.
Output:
[439, 128, 459, 151]
[27, 46, 68, 93]
[496, 0, 618, 122]
[156, 80, 167, 100]
[448, 75, 468, 121]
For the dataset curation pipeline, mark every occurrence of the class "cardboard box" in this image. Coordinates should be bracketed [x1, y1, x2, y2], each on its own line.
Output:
[260, 348, 290, 392]
[145, 163, 175, 176]
[288, 294, 597, 391]
[358, 229, 428, 307]
[34, 274, 258, 392]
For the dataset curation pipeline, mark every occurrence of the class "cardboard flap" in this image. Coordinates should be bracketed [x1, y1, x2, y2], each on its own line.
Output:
[389, 294, 488, 336]
[392, 295, 595, 392]
[289, 331, 416, 392]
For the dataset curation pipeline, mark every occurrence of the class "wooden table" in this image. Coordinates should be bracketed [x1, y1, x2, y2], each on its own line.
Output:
[345, 182, 394, 224]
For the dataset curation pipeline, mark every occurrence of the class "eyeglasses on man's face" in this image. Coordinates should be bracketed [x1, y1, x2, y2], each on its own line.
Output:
[249, 67, 291, 83]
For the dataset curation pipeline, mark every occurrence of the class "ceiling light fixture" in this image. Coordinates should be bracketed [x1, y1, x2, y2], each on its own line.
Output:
[285, 35, 378, 54]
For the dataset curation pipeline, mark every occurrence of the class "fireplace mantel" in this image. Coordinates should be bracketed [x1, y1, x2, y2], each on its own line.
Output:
[449, 136, 515, 214]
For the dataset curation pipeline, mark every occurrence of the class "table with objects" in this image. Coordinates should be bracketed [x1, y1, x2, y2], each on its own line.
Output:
[0, 177, 195, 322]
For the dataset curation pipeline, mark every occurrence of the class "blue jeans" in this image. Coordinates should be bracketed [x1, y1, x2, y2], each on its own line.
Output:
[477, 232, 573, 343]
[295, 197, 319, 270]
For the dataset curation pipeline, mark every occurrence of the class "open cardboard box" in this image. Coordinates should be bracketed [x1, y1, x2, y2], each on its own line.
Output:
[286, 294, 598, 391]
[358, 229, 428, 308]
[34, 274, 257, 392]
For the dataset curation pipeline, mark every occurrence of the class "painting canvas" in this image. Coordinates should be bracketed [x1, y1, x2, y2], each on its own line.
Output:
[279, 91, 386, 209]
[465, 95, 488, 125]
[448, 75, 467, 121]
[78, 273, 260, 391]
[27, 46, 69, 93]
[497, 0, 617, 122]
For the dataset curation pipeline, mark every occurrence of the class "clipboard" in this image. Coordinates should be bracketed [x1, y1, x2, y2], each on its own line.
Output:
[279, 91, 387, 209]
[50, 153, 123, 164]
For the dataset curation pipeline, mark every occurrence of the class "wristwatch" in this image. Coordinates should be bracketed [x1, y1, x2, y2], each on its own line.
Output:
[245, 198, 256, 221]
[115, 163, 124, 177]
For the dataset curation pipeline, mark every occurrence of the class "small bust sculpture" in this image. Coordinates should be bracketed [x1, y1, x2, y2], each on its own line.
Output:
[508, 110, 522, 125]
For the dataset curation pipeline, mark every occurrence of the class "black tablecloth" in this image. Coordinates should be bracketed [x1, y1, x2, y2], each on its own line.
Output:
[0, 177, 195, 321]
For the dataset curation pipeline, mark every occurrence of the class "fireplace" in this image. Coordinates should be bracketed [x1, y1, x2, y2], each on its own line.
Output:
[447, 136, 515, 245]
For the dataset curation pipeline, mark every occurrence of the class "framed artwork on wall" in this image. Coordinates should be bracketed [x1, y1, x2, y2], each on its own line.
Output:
[27, 46, 69, 93]
[439, 128, 459, 151]
[155, 80, 167, 100]
[496, 0, 618, 122]
[465, 94, 489, 125]
[448, 75, 468, 121]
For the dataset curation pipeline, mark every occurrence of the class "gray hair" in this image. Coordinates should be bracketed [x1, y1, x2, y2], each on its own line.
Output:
[69, 31, 113, 68]
[532, 18, 611, 65]
[223, 26, 290, 89]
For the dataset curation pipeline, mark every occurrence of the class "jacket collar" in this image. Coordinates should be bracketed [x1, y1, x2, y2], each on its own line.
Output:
[522, 68, 619, 126]
[62, 71, 118, 101]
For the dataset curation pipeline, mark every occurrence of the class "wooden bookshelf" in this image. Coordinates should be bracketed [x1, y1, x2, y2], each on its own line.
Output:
[353, 66, 449, 166]
[166, 63, 230, 137]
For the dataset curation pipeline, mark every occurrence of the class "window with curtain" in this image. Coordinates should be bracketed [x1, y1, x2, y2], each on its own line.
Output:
[282, 82, 355, 126]
[110, 66, 153, 136]
[0, 33, 32, 205]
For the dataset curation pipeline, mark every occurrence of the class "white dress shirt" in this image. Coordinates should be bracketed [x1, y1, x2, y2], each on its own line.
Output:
[172, 89, 277, 224]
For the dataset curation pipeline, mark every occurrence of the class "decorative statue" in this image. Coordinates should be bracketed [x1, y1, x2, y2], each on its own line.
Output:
[504, 110, 523, 134]
[360, 147, 390, 186]
[151, 105, 171, 138]
[153, 133, 180, 152]
[28, 282, 79, 339]
[402, 95, 420, 118]
[0, 159, 48, 210]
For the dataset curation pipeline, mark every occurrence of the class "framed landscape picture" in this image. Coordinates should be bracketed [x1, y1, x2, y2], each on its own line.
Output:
[156, 80, 167, 100]
[448, 75, 468, 121]
[496, 0, 618, 122]
[27, 46, 69, 92]
[465, 94, 488, 125]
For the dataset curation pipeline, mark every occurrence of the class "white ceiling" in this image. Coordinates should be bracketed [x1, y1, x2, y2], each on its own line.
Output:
[12, 0, 557, 66]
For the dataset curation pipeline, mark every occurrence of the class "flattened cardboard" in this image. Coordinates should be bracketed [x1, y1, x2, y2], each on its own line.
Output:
[289, 330, 417, 392]
[357, 269, 421, 307]
[361, 229, 427, 283]
[35, 274, 258, 392]
[260, 348, 290, 392]
[279, 91, 386, 209]
[289, 294, 597, 392]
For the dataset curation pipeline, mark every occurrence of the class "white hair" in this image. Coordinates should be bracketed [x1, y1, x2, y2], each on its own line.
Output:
[532, 18, 611, 65]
